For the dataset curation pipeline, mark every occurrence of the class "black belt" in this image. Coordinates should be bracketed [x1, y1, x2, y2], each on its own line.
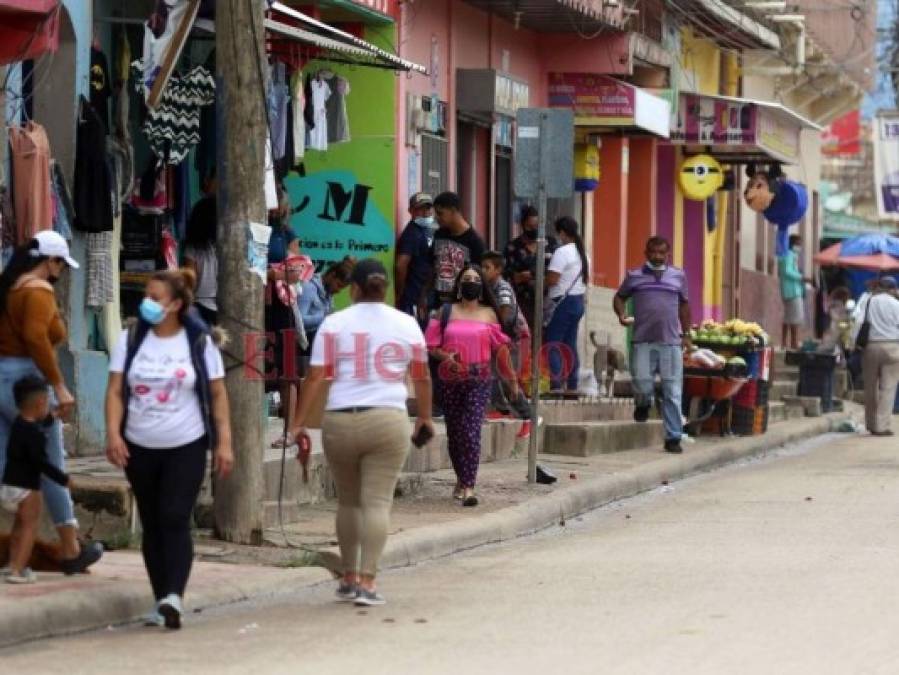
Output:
[330, 406, 376, 413]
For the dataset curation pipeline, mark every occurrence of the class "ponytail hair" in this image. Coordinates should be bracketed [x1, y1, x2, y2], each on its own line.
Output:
[151, 268, 196, 319]
[0, 239, 48, 314]
[554, 216, 589, 284]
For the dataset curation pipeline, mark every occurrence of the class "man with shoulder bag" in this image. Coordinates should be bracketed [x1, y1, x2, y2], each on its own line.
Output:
[855, 276, 899, 437]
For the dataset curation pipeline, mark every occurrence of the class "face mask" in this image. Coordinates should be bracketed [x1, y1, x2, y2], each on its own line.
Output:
[139, 298, 167, 325]
[791, 246, 801, 253]
[48, 274, 60, 285]
[524, 229, 538, 241]
[647, 261, 667, 272]
[459, 281, 482, 301]
[415, 216, 436, 229]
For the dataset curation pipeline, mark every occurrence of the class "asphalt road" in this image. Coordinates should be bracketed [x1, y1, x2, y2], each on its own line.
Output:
[6, 432, 899, 675]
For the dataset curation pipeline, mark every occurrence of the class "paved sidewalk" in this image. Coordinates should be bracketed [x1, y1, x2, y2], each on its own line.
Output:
[0, 406, 859, 647]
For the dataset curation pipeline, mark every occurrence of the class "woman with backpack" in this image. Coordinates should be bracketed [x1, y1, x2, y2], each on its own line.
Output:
[105, 268, 233, 630]
[425, 264, 514, 506]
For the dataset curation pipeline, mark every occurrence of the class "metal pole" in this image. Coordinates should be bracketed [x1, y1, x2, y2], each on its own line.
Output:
[527, 112, 549, 484]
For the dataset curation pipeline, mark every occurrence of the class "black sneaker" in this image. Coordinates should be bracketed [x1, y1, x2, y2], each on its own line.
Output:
[355, 588, 386, 607]
[61, 541, 104, 576]
[634, 405, 651, 423]
[664, 439, 683, 454]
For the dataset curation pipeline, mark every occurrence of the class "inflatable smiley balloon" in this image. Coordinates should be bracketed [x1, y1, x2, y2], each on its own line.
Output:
[679, 155, 724, 201]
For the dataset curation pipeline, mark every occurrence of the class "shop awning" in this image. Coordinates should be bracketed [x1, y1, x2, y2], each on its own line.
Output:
[667, 0, 780, 51]
[462, 0, 627, 32]
[0, 0, 60, 67]
[270, 2, 426, 73]
[548, 73, 671, 138]
[669, 93, 822, 164]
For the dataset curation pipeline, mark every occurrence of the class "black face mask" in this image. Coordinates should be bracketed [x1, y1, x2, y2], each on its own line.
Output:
[41, 414, 54, 428]
[459, 281, 482, 301]
[48, 274, 60, 285]
[523, 229, 538, 241]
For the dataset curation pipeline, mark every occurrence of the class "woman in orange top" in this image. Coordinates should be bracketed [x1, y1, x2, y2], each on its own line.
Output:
[0, 232, 103, 574]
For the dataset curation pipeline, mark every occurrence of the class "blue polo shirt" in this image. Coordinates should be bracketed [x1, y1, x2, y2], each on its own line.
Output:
[617, 265, 689, 345]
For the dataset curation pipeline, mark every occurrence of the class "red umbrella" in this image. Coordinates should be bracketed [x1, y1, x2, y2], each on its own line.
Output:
[814, 243, 899, 271]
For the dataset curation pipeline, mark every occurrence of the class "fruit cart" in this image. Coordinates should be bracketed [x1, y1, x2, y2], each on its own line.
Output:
[685, 320, 773, 437]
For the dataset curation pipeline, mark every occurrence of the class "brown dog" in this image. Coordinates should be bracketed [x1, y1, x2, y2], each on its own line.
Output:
[590, 331, 627, 398]
[0, 532, 67, 572]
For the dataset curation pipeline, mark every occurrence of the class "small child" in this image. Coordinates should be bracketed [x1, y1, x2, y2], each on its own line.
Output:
[0, 375, 70, 584]
[482, 252, 531, 422]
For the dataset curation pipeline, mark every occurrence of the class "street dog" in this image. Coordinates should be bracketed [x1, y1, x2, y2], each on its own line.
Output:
[589, 331, 627, 397]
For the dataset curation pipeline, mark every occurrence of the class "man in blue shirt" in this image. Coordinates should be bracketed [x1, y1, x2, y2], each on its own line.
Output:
[395, 193, 436, 327]
[614, 237, 692, 454]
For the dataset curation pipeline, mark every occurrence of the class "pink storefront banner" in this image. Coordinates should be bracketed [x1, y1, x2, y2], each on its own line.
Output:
[671, 93, 757, 146]
[548, 73, 636, 124]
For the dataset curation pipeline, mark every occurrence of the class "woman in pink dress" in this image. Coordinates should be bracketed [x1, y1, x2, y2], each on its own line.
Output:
[425, 265, 516, 506]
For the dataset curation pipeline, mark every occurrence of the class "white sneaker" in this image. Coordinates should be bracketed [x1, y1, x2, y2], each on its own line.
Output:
[143, 602, 165, 627]
[158, 593, 183, 630]
[5, 568, 36, 584]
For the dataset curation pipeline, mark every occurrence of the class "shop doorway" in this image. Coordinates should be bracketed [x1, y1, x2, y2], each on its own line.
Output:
[495, 151, 512, 249]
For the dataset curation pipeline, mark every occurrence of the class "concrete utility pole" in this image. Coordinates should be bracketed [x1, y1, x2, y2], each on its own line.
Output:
[214, 0, 267, 544]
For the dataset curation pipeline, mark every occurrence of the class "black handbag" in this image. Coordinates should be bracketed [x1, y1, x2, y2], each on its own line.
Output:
[855, 298, 872, 350]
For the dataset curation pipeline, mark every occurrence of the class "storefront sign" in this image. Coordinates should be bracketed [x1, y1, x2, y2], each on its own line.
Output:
[284, 170, 395, 272]
[756, 108, 800, 163]
[669, 93, 808, 164]
[874, 111, 899, 220]
[548, 73, 670, 137]
[548, 73, 635, 124]
[822, 109, 861, 157]
[670, 93, 757, 146]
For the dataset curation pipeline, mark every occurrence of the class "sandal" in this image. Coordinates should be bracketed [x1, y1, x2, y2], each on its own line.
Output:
[462, 495, 479, 507]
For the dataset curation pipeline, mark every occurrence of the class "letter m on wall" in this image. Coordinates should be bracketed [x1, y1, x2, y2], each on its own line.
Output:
[319, 182, 372, 226]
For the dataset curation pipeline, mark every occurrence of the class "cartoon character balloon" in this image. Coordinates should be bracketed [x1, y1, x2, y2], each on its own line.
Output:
[744, 162, 809, 256]
[679, 154, 724, 201]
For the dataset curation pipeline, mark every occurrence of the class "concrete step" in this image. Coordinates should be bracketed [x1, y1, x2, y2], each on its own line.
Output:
[769, 379, 798, 401]
[544, 420, 665, 457]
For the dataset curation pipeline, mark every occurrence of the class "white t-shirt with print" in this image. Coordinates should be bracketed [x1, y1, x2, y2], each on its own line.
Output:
[548, 243, 587, 298]
[109, 328, 225, 449]
[310, 302, 427, 411]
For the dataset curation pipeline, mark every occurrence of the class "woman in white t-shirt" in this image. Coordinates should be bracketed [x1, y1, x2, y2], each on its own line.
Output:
[290, 259, 434, 608]
[545, 217, 589, 393]
[105, 268, 233, 630]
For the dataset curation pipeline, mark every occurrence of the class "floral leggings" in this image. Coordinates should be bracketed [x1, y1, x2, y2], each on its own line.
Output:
[442, 374, 492, 489]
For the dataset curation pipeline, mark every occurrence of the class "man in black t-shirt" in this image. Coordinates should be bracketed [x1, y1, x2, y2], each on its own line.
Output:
[430, 191, 486, 306]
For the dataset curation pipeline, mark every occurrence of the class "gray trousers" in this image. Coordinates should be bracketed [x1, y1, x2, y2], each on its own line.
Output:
[862, 342, 899, 433]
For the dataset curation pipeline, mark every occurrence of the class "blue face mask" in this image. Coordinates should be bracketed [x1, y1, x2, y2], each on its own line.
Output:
[139, 298, 167, 325]
[415, 216, 436, 229]
[647, 261, 667, 272]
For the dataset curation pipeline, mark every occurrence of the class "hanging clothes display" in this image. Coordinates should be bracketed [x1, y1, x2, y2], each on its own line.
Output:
[325, 75, 351, 144]
[290, 67, 305, 163]
[86, 231, 115, 309]
[101, 212, 123, 351]
[308, 76, 331, 152]
[90, 47, 113, 134]
[74, 98, 114, 233]
[268, 61, 290, 161]
[8, 122, 53, 241]
[114, 28, 134, 194]
[50, 161, 74, 241]
[134, 63, 215, 164]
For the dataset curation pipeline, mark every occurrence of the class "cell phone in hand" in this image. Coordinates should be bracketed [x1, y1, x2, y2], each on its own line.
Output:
[411, 425, 434, 448]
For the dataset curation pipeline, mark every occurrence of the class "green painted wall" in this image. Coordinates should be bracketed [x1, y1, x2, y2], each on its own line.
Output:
[285, 25, 398, 309]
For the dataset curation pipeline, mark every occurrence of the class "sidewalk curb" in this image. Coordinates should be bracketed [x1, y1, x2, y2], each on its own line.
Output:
[1, 414, 842, 649]
[0, 564, 329, 649]
[378, 414, 842, 570]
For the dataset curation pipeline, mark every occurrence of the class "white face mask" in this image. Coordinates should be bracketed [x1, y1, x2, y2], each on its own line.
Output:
[647, 261, 667, 272]
[415, 216, 436, 229]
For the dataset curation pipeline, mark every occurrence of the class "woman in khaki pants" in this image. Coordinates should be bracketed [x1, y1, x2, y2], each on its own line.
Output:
[290, 259, 434, 607]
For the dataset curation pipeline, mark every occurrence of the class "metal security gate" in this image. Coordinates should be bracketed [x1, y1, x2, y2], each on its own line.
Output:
[421, 133, 448, 196]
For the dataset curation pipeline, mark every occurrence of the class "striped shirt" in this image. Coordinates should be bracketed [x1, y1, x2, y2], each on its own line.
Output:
[617, 265, 689, 345]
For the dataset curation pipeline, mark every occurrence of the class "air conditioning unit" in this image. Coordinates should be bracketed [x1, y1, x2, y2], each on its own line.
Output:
[407, 93, 447, 146]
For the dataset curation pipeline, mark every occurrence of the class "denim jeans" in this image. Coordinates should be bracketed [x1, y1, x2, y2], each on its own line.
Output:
[631, 343, 683, 442]
[544, 294, 585, 391]
[0, 357, 76, 526]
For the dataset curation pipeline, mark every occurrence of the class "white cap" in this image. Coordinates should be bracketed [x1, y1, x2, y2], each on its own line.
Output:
[32, 230, 80, 269]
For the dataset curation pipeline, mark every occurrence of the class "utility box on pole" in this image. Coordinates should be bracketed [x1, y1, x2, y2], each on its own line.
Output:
[514, 108, 574, 484]
[214, 1, 267, 544]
